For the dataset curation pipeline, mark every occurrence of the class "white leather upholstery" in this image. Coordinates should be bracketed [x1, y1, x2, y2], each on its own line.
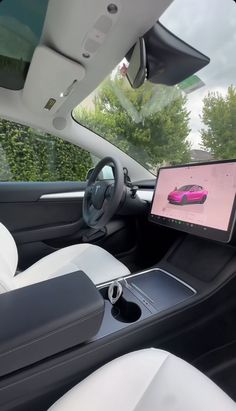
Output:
[0, 223, 18, 292]
[14, 243, 130, 289]
[0, 223, 130, 292]
[49, 348, 236, 411]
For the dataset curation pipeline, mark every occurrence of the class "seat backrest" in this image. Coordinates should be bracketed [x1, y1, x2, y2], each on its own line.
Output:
[0, 223, 18, 292]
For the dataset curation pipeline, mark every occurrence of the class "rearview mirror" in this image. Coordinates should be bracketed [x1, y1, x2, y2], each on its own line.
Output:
[126, 38, 146, 89]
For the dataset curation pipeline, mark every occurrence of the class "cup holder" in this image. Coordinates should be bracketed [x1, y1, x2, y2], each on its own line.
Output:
[111, 297, 141, 323]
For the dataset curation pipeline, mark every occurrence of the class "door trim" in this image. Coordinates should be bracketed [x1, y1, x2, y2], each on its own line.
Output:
[40, 191, 85, 200]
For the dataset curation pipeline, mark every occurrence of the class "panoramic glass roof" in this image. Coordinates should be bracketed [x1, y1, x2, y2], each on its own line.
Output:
[0, 0, 49, 90]
[74, 0, 236, 174]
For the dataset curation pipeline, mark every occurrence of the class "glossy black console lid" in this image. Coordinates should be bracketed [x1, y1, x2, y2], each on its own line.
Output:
[0, 271, 104, 377]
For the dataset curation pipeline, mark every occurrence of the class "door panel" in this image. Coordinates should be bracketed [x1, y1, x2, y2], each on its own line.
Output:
[0, 182, 86, 235]
[0, 182, 137, 271]
[0, 182, 86, 269]
[0, 202, 83, 235]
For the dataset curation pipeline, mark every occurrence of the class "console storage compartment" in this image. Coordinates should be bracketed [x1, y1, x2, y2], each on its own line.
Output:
[127, 269, 195, 312]
[97, 269, 195, 339]
[0, 271, 104, 377]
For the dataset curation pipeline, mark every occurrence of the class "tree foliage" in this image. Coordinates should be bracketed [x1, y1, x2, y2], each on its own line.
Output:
[201, 85, 236, 159]
[0, 119, 93, 181]
[74, 75, 191, 170]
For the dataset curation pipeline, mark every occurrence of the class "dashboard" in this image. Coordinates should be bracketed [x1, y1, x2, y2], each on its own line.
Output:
[149, 160, 236, 243]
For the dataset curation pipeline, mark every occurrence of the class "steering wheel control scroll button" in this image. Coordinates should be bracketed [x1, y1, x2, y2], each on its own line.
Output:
[108, 280, 123, 305]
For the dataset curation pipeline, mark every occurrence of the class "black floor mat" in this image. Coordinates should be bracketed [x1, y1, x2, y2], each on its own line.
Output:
[194, 340, 236, 401]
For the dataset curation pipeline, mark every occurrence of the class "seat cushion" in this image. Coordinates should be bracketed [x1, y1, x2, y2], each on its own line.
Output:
[13, 243, 130, 289]
[48, 348, 236, 411]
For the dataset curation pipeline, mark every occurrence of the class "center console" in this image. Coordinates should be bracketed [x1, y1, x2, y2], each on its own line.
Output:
[2, 233, 236, 411]
[95, 268, 196, 339]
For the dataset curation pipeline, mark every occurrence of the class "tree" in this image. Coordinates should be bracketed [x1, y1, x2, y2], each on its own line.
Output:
[73, 75, 191, 170]
[0, 119, 93, 182]
[201, 85, 236, 159]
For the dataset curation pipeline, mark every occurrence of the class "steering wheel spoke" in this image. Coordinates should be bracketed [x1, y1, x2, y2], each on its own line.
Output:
[88, 206, 104, 226]
[105, 184, 114, 201]
[102, 198, 110, 212]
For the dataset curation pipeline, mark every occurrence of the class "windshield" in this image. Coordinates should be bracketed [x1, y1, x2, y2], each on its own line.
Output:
[178, 186, 193, 192]
[73, 0, 236, 175]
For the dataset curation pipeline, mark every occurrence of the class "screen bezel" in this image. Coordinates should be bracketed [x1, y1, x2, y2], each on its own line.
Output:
[149, 159, 236, 243]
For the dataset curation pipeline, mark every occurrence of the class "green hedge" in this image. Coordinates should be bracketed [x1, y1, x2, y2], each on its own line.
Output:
[0, 119, 93, 182]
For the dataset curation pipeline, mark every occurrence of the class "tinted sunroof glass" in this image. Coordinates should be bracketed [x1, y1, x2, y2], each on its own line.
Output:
[0, 0, 49, 90]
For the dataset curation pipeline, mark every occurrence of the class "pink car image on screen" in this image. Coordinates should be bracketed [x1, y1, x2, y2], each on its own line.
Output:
[168, 184, 208, 205]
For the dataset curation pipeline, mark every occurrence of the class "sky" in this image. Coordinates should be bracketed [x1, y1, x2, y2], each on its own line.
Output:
[161, 0, 236, 148]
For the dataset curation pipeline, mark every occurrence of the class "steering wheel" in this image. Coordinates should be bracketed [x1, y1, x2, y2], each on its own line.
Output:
[83, 157, 124, 229]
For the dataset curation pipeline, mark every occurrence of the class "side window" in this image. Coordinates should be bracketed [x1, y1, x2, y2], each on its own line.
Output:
[0, 118, 94, 182]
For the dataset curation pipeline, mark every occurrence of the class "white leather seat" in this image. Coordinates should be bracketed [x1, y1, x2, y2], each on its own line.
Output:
[48, 348, 236, 411]
[0, 222, 130, 293]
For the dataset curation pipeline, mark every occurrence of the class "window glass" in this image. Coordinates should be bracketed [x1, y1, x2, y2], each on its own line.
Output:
[0, 0, 49, 89]
[73, 0, 236, 175]
[0, 118, 93, 182]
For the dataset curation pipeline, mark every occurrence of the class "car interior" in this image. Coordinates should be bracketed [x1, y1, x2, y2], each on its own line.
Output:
[0, 0, 236, 410]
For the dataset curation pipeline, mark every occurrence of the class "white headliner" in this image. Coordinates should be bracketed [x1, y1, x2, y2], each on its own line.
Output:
[0, 0, 173, 180]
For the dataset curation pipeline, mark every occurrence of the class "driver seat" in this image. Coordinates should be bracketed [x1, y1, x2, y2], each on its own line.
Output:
[0, 222, 130, 293]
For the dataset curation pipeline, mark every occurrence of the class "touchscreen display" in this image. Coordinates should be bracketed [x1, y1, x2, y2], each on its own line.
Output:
[149, 160, 236, 242]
